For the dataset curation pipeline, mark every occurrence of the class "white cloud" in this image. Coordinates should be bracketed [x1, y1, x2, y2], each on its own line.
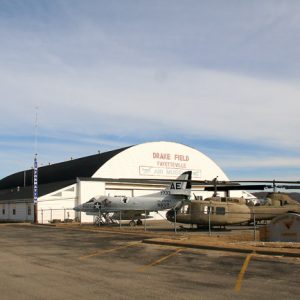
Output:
[1, 65, 299, 150]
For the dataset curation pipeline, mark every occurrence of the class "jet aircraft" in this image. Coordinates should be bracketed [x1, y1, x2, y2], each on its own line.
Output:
[74, 171, 192, 226]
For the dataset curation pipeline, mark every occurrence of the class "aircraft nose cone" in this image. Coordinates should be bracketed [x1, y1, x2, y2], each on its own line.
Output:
[166, 209, 175, 222]
[73, 205, 81, 211]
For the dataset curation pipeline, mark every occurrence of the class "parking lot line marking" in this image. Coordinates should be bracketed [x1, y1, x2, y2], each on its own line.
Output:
[235, 253, 254, 293]
[136, 248, 184, 272]
[79, 241, 141, 260]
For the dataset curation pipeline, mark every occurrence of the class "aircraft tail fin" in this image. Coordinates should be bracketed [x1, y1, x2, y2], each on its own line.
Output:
[165, 171, 192, 196]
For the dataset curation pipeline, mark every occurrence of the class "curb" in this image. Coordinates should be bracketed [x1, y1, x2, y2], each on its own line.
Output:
[142, 239, 300, 258]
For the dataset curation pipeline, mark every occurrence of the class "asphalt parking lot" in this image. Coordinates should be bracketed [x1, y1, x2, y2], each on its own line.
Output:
[0, 224, 299, 300]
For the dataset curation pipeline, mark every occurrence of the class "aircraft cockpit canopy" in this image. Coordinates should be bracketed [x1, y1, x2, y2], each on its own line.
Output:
[87, 197, 96, 203]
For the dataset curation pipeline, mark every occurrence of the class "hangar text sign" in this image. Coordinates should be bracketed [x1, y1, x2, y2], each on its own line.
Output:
[139, 152, 201, 178]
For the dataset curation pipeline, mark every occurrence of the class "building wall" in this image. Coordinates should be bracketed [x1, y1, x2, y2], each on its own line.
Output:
[77, 180, 106, 223]
[0, 202, 33, 222]
[38, 183, 77, 224]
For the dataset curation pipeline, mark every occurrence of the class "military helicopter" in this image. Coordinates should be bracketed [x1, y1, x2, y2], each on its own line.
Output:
[166, 192, 300, 228]
[166, 179, 300, 228]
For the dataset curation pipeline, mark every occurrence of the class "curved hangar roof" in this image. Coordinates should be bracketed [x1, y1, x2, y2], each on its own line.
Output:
[0, 147, 130, 191]
[93, 141, 228, 181]
[0, 141, 228, 199]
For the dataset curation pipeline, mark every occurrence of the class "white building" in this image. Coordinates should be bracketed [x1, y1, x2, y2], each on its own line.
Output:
[0, 141, 246, 224]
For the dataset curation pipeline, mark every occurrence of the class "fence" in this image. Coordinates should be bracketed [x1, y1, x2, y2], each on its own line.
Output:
[38, 208, 76, 224]
[37, 208, 266, 241]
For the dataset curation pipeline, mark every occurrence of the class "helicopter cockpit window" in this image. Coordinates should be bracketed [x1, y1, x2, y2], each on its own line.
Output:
[204, 206, 214, 214]
[180, 204, 190, 214]
[216, 207, 225, 215]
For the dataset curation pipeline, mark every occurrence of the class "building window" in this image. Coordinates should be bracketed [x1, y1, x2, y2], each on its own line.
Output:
[12, 209, 16, 215]
[27, 206, 31, 215]
[2, 209, 5, 215]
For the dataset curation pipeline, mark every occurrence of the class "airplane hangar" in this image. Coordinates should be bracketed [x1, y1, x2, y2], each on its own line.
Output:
[0, 141, 247, 224]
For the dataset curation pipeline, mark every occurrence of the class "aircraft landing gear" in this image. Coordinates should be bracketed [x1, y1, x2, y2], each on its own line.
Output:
[94, 213, 116, 226]
[129, 220, 136, 227]
[128, 219, 143, 226]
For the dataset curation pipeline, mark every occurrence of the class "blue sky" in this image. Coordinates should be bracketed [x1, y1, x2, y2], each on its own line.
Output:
[0, 0, 300, 181]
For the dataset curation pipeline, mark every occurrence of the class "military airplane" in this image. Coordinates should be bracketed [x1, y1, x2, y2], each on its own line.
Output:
[166, 192, 300, 228]
[74, 171, 192, 226]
